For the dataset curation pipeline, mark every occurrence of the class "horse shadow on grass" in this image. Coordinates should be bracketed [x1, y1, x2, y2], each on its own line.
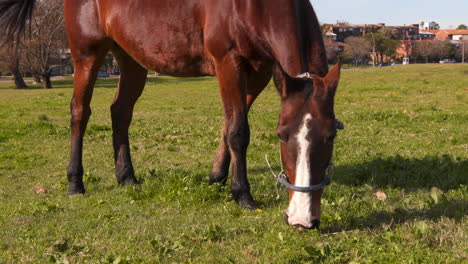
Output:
[335, 154, 466, 191]
[324, 154, 466, 233]
[250, 154, 467, 232]
[322, 198, 465, 234]
[133, 154, 466, 232]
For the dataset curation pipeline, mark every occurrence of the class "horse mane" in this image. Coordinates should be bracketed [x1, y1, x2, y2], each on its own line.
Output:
[294, 0, 310, 74]
[0, 0, 36, 43]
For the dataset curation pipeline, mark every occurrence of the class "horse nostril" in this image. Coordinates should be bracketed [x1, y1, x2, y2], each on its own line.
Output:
[294, 220, 320, 230]
[294, 224, 306, 231]
[292, 223, 313, 230]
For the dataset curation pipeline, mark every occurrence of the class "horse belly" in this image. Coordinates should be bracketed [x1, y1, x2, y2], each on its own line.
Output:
[122, 31, 215, 77]
[140, 49, 215, 77]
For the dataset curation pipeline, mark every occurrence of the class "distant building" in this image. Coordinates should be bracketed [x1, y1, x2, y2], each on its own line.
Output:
[324, 31, 337, 41]
[419, 21, 439, 30]
[418, 31, 436, 40]
[321, 22, 467, 63]
[323, 22, 420, 42]
[396, 40, 413, 60]
[426, 29, 468, 41]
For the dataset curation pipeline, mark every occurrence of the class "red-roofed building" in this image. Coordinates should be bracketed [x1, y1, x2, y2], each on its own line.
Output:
[425, 30, 468, 41]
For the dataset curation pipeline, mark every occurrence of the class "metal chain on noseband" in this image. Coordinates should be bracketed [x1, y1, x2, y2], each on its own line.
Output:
[296, 72, 319, 79]
[265, 149, 286, 200]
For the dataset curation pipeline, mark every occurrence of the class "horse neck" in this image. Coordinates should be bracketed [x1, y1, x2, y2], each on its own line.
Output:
[237, 0, 329, 78]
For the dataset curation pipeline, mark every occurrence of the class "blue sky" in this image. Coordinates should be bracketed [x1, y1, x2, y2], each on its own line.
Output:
[310, 0, 468, 29]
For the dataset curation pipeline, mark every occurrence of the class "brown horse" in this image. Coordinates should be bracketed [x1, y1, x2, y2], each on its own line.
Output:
[1, 0, 341, 229]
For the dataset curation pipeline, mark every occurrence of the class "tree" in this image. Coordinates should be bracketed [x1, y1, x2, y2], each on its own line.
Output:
[343, 37, 371, 66]
[323, 38, 339, 64]
[380, 38, 401, 59]
[412, 41, 434, 63]
[379, 27, 397, 39]
[364, 31, 400, 63]
[432, 40, 455, 59]
[456, 41, 467, 63]
[412, 40, 456, 63]
[0, 47, 29, 89]
[456, 24, 467, 30]
[20, 0, 67, 89]
[400, 40, 412, 58]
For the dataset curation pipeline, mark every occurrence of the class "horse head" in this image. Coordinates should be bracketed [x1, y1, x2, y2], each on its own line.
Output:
[273, 62, 341, 229]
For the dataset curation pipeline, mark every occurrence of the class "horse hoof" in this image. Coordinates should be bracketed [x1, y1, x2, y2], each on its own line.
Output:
[209, 171, 228, 185]
[235, 193, 258, 211]
[67, 182, 85, 196]
[119, 177, 140, 186]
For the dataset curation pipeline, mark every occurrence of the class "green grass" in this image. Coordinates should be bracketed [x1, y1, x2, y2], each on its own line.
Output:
[0, 64, 466, 263]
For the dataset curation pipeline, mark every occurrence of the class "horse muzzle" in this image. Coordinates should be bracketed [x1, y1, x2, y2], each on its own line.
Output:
[284, 211, 321, 230]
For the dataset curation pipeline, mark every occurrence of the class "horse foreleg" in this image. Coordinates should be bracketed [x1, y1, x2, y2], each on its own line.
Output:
[213, 55, 258, 209]
[110, 45, 148, 185]
[209, 126, 231, 185]
[67, 44, 110, 195]
[210, 65, 272, 186]
[209, 92, 259, 185]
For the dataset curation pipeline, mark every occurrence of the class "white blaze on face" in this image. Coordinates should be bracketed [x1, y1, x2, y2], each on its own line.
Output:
[286, 113, 314, 228]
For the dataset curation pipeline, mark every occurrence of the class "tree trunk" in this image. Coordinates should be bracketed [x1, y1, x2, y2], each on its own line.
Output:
[43, 72, 52, 89]
[11, 60, 28, 89]
[33, 74, 42, 83]
[425, 56, 428, 64]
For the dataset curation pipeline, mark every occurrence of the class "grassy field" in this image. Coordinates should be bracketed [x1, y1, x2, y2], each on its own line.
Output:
[0, 64, 466, 263]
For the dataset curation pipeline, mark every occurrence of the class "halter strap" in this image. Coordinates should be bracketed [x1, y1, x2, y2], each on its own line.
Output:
[265, 119, 344, 197]
[277, 163, 333, 192]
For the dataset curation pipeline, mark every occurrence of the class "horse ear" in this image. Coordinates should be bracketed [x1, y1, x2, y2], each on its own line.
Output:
[324, 61, 341, 96]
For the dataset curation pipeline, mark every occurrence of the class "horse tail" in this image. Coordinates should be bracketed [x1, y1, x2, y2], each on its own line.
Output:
[293, 0, 310, 73]
[0, 0, 37, 43]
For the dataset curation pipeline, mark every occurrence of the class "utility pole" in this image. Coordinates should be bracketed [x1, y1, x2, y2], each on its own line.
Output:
[463, 41, 465, 64]
[371, 32, 376, 67]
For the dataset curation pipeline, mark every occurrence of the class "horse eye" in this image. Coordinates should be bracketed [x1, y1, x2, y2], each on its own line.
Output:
[277, 132, 288, 142]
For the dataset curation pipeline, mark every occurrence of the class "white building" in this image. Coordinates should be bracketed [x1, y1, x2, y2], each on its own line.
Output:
[419, 21, 438, 30]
